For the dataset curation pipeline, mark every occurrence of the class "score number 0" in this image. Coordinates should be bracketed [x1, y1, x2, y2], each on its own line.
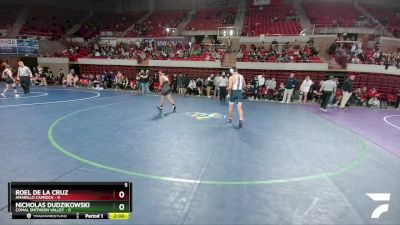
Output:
[118, 182, 128, 211]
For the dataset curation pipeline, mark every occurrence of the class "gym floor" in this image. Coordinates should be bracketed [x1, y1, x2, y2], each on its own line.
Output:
[0, 87, 399, 225]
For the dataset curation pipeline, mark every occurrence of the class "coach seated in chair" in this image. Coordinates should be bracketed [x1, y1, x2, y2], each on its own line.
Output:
[114, 71, 129, 90]
[187, 79, 196, 95]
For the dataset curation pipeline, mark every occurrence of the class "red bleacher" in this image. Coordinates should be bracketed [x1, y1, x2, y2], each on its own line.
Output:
[302, 1, 362, 27]
[78, 11, 146, 39]
[361, 4, 400, 38]
[243, 1, 301, 36]
[20, 6, 85, 39]
[77, 63, 400, 97]
[351, 72, 400, 96]
[78, 65, 137, 80]
[185, 8, 236, 30]
[134, 10, 187, 37]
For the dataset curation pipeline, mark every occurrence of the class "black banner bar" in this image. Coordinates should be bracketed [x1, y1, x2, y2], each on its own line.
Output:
[12, 212, 109, 219]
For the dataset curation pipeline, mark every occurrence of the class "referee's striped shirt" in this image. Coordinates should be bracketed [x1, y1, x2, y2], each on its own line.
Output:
[18, 66, 32, 77]
[322, 80, 337, 92]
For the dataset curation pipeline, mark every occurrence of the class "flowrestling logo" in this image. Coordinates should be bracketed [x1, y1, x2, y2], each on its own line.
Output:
[366, 193, 391, 219]
[183, 112, 226, 121]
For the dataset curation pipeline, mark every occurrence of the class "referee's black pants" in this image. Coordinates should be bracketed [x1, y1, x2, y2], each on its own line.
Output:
[20, 76, 31, 94]
[219, 86, 227, 102]
[321, 91, 333, 109]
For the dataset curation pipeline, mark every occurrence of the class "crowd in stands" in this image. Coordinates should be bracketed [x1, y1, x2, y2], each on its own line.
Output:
[236, 39, 321, 63]
[241, 73, 400, 109]
[50, 40, 225, 62]
[329, 41, 400, 69]
[33, 63, 397, 109]
[185, 8, 236, 30]
[12, 63, 399, 110]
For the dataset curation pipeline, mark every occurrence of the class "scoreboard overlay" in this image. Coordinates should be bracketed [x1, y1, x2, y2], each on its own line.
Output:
[8, 182, 132, 220]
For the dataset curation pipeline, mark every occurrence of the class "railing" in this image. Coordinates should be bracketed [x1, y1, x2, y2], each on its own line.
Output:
[300, 24, 387, 36]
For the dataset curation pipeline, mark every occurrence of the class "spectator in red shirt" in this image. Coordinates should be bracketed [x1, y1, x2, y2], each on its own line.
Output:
[367, 87, 380, 99]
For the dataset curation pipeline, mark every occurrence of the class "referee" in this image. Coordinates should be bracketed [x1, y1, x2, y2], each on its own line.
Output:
[17, 61, 33, 94]
[319, 76, 337, 112]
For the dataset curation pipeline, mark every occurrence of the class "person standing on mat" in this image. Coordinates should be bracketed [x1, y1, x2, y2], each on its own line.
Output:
[17, 61, 33, 95]
[1, 61, 19, 98]
[320, 76, 337, 112]
[299, 76, 313, 104]
[157, 70, 176, 112]
[219, 72, 228, 103]
[281, 73, 298, 103]
[214, 73, 220, 98]
[339, 75, 355, 109]
[227, 67, 245, 128]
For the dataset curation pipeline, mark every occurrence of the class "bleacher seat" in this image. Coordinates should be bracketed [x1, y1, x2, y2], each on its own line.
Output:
[185, 8, 236, 30]
[243, 0, 301, 36]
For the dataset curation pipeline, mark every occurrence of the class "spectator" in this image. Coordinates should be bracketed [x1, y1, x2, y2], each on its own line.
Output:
[188, 79, 196, 95]
[196, 77, 203, 96]
[266, 77, 276, 100]
[103, 70, 114, 89]
[182, 74, 190, 96]
[277, 83, 285, 101]
[37, 66, 47, 86]
[205, 74, 214, 98]
[177, 73, 183, 95]
[214, 73, 220, 98]
[114, 71, 126, 90]
[129, 78, 137, 91]
[396, 89, 400, 109]
[368, 95, 380, 108]
[236, 51, 243, 61]
[353, 88, 362, 106]
[172, 73, 178, 94]
[367, 87, 379, 100]
[256, 74, 265, 100]
[249, 76, 257, 100]
[80, 74, 89, 87]
[299, 76, 313, 104]
[58, 68, 65, 85]
[340, 75, 355, 109]
[64, 70, 74, 87]
[281, 73, 298, 103]
[139, 70, 150, 94]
